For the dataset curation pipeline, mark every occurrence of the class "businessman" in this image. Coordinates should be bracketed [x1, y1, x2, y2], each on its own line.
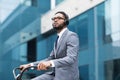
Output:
[20, 11, 80, 80]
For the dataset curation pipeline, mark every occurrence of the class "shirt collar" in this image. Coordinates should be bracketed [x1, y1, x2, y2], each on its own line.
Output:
[57, 28, 67, 42]
[57, 28, 67, 37]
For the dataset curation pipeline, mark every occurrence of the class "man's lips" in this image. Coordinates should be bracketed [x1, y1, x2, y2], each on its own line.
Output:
[53, 23, 58, 26]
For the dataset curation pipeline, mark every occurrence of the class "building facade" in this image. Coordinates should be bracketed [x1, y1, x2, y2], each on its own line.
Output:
[0, 0, 120, 80]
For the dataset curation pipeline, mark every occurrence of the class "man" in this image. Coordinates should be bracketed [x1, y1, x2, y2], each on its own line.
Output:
[20, 11, 80, 80]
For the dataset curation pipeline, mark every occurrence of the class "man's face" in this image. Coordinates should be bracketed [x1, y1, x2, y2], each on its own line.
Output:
[52, 13, 66, 30]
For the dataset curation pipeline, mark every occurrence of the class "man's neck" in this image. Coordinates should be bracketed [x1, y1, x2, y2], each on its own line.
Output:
[57, 26, 66, 33]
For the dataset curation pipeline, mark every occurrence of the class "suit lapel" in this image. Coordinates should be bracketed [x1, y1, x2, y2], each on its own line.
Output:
[56, 29, 69, 52]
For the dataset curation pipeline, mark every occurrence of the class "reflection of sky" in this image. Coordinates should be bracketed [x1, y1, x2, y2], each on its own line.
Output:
[111, 0, 120, 33]
[105, 0, 120, 42]
[0, 0, 20, 23]
[111, 0, 120, 42]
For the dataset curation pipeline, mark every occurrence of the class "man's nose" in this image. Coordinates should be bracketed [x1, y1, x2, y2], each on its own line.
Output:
[54, 19, 58, 22]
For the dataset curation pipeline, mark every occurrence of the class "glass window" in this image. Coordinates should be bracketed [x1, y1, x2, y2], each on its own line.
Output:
[79, 65, 89, 80]
[0, 0, 20, 23]
[69, 13, 88, 50]
[55, 0, 64, 5]
[20, 43, 27, 62]
[31, 0, 37, 7]
[104, 59, 120, 80]
[104, 0, 120, 43]
[27, 38, 36, 62]
[21, 0, 32, 6]
[46, 33, 56, 55]
[12, 43, 27, 62]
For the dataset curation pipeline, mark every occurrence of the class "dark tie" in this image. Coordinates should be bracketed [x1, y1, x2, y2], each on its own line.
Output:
[55, 36, 59, 49]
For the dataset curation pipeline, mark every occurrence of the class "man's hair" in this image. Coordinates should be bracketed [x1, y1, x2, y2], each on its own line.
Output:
[55, 11, 69, 25]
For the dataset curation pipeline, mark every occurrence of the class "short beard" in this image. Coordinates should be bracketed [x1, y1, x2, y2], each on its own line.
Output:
[53, 23, 65, 31]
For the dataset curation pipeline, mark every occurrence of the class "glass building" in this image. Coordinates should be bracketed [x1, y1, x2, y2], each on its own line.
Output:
[0, 0, 120, 80]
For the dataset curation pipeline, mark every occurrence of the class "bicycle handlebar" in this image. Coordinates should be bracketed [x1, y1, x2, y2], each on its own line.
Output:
[13, 65, 37, 80]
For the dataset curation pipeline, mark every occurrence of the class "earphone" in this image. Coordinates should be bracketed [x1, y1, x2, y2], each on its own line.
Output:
[64, 18, 69, 25]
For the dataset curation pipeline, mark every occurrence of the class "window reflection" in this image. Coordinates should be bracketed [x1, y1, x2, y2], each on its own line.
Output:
[55, 0, 64, 5]
[69, 13, 88, 50]
[79, 65, 89, 80]
[0, 0, 20, 23]
[104, 0, 120, 43]
[104, 59, 120, 80]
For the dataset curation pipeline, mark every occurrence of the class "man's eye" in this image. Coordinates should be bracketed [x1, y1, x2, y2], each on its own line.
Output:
[51, 17, 65, 20]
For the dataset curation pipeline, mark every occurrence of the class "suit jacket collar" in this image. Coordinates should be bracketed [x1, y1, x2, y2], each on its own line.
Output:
[57, 28, 67, 43]
[56, 29, 69, 52]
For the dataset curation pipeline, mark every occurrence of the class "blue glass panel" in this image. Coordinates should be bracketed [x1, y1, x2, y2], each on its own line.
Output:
[104, 59, 120, 80]
[55, 0, 64, 5]
[69, 13, 88, 50]
[79, 65, 89, 80]
[100, 0, 120, 43]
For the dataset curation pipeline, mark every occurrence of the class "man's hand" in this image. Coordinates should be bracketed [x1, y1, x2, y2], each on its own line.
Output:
[20, 64, 31, 71]
[37, 61, 52, 70]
